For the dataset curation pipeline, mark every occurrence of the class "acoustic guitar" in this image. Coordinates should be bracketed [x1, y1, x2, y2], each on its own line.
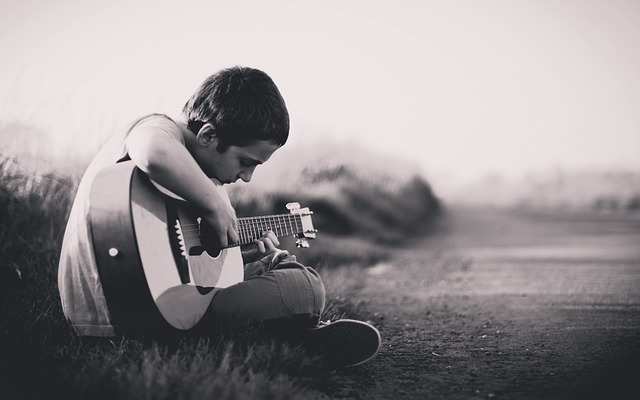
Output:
[89, 161, 316, 335]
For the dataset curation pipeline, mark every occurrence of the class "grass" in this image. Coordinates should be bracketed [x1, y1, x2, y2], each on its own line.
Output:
[0, 154, 416, 399]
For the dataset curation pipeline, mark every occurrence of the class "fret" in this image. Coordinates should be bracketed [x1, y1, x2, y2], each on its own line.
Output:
[273, 216, 280, 237]
[280, 215, 287, 236]
[288, 214, 294, 236]
[276, 215, 284, 236]
[295, 215, 302, 233]
[250, 218, 257, 242]
[251, 217, 257, 235]
[282, 215, 290, 235]
[238, 220, 248, 246]
[252, 220, 257, 241]
[248, 218, 255, 242]
[285, 215, 291, 236]
[243, 221, 249, 244]
[242, 221, 248, 243]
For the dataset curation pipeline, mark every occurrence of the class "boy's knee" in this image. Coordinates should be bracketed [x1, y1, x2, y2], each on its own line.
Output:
[303, 267, 326, 315]
[271, 266, 325, 319]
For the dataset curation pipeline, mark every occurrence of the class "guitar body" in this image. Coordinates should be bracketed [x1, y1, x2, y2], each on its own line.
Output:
[89, 161, 244, 335]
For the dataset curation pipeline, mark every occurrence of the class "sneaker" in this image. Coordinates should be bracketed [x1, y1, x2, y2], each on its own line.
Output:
[305, 319, 381, 368]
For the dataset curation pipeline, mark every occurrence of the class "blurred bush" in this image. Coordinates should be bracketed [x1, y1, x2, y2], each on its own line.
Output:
[231, 162, 441, 245]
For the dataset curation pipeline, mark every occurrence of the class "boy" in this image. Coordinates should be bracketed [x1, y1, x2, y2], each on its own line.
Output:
[58, 66, 380, 367]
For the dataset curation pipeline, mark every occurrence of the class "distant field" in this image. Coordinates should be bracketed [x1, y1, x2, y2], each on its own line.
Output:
[447, 169, 640, 213]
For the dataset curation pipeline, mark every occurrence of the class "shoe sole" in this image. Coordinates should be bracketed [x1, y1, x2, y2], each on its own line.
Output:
[306, 319, 381, 368]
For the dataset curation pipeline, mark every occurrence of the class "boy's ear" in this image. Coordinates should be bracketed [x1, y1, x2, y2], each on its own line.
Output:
[196, 123, 219, 148]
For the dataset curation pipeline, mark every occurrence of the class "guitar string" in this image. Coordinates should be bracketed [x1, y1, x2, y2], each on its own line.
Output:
[178, 229, 303, 247]
[176, 215, 305, 248]
[177, 216, 303, 229]
[178, 221, 301, 233]
[178, 226, 300, 236]
[177, 217, 303, 231]
[172, 214, 310, 225]
[178, 231, 294, 243]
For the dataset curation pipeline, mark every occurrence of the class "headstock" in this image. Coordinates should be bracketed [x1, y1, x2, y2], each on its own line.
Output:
[286, 202, 317, 248]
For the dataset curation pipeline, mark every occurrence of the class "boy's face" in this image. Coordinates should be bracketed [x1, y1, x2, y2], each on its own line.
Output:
[195, 138, 280, 184]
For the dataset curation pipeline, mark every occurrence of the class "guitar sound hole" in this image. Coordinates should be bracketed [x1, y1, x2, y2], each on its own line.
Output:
[196, 286, 215, 295]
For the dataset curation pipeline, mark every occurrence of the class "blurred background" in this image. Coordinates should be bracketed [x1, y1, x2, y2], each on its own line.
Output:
[1, 0, 638, 212]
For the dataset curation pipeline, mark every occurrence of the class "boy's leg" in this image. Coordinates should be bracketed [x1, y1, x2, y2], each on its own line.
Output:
[196, 261, 381, 368]
[199, 262, 326, 332]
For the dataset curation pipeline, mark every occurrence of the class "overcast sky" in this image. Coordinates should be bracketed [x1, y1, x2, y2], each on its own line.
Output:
[1, 0, 639, 182]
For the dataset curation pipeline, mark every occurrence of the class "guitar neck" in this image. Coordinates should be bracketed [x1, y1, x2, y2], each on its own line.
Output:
[236, 214, 304, 246]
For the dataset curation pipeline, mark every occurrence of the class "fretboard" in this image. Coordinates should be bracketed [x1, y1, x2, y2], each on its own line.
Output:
[236, 214, 304, 246]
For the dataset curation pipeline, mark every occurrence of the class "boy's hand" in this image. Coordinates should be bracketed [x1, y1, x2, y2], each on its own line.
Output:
[201, 203, 239, 249]
[241, 230, 280, 264]
[242, 231, 297, 279]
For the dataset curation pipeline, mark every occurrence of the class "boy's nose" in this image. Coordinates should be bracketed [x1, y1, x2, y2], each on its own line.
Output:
[238, 168, 254, 183]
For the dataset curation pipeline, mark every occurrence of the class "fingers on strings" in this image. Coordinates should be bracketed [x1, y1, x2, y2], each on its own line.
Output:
[254, 230, 279, 253]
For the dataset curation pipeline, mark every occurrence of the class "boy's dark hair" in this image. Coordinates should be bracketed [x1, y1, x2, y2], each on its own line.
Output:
[182, 66, 289, 152]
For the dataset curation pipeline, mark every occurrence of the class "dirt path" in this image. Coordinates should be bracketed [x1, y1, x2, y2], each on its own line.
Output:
[329, 207, 640, 399]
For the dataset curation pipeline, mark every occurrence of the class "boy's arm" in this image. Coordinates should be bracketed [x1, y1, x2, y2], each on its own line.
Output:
[125, 122, 239, 248]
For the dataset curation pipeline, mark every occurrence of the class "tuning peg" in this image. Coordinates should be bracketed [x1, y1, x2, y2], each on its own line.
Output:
[286, 202, 301, 212]
[295, 238, 310, 248]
